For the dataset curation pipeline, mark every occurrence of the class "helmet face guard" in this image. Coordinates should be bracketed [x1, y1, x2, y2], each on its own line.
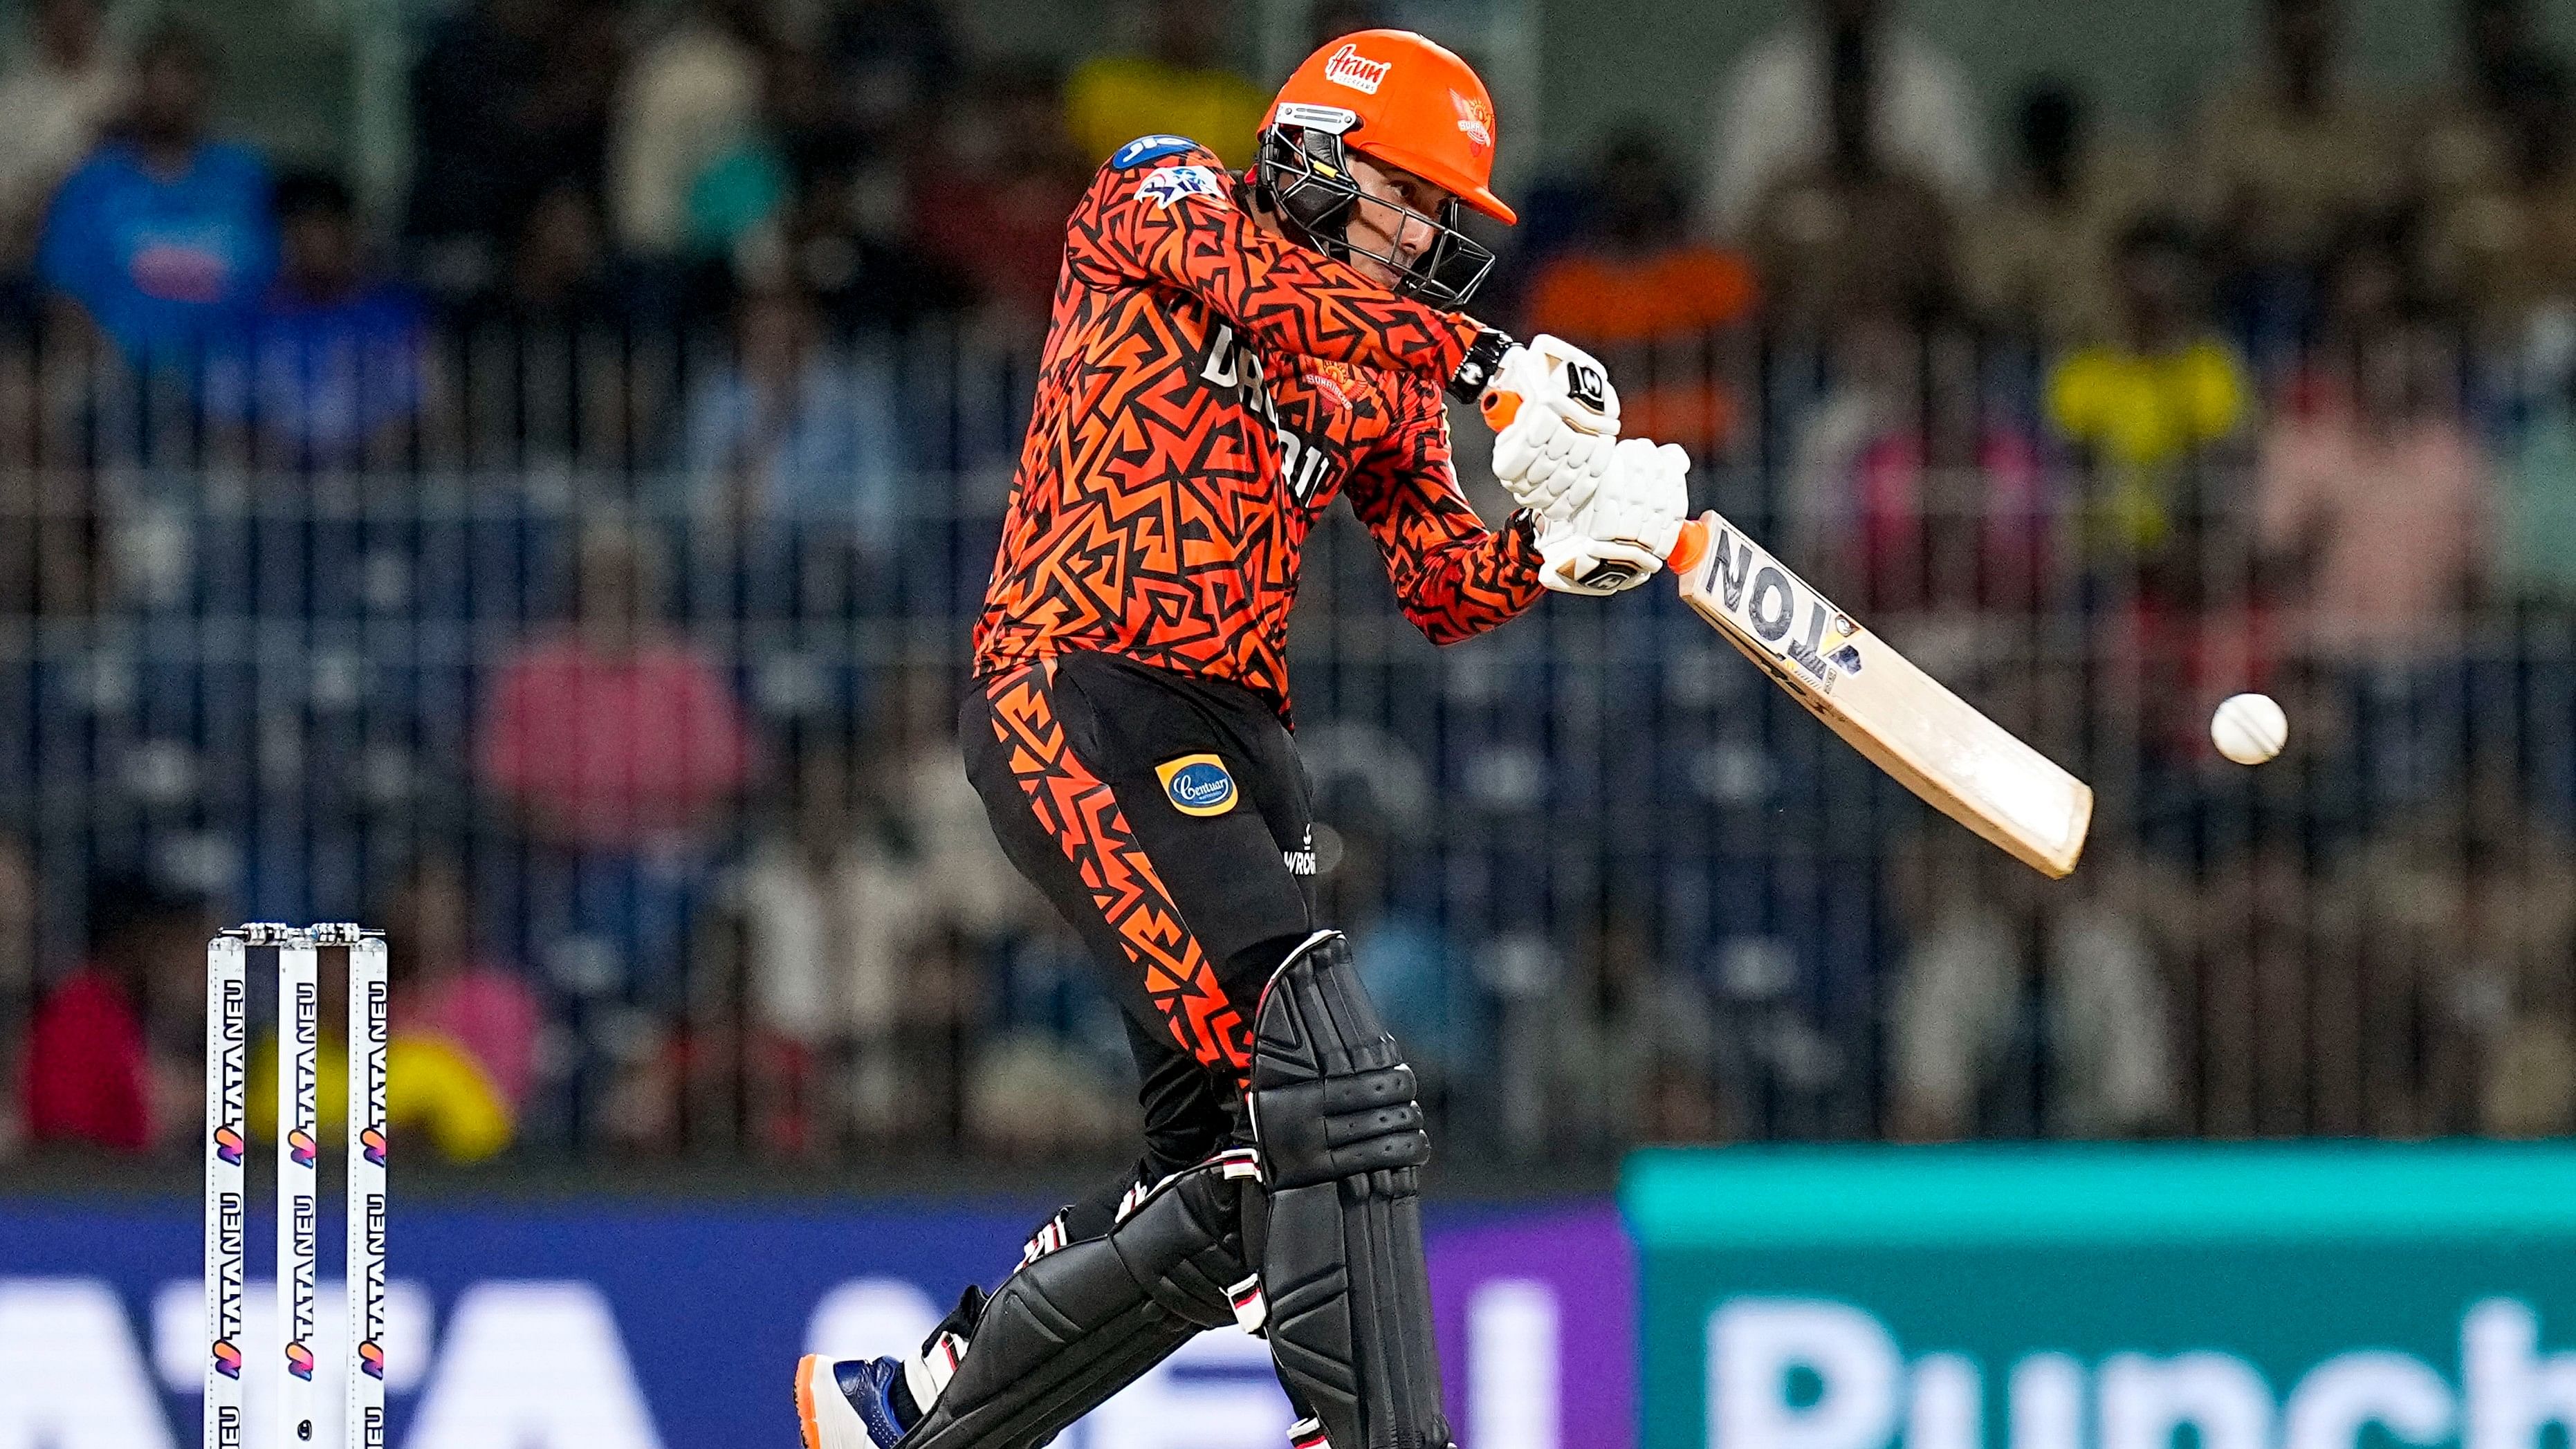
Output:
[1256, 123, 1498, 311]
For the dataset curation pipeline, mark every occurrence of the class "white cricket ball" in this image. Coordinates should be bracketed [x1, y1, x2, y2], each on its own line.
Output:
[2211, 692, 2288, 765]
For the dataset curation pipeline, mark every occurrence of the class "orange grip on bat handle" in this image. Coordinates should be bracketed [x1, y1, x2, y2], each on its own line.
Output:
[1666, 517, 1709, 572]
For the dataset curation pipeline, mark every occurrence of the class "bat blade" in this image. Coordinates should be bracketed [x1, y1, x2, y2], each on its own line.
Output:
[1672, 511, 2092, 877]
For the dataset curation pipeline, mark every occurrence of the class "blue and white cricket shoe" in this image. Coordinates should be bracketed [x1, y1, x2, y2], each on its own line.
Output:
[795, 1354, 913, 1449]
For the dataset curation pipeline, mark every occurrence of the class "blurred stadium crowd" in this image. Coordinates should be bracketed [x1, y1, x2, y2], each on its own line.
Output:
[4, 0, 2576, 1169]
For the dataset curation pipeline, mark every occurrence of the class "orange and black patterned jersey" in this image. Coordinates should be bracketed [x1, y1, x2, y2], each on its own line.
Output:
[971, 136, 1547, 721]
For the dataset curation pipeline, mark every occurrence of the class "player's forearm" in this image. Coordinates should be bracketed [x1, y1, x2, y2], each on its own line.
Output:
[1389, 515, 1546, 645]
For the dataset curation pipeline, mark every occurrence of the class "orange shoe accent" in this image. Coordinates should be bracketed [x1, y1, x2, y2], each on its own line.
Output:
[795, 1354, 827, 1449]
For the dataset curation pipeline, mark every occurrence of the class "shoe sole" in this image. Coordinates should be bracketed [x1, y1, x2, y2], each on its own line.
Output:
[795, 1354, 874, 1449]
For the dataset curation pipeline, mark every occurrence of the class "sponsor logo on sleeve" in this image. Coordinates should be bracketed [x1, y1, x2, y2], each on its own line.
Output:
[1323, 43, 1391, 93]
[1112, 134, 1199, 169]
[1138, 165, 1229, 210]
[1157, 754, 1239, 817]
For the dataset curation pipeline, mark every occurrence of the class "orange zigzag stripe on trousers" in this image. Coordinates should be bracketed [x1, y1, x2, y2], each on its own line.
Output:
[985, 663, 1251, 1073]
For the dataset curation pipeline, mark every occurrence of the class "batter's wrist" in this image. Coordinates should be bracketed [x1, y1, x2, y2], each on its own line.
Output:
[1446, 326, 1516, 405]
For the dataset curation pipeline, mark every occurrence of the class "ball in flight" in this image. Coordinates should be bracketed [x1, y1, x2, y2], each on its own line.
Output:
[2211, 692, 2288, 765]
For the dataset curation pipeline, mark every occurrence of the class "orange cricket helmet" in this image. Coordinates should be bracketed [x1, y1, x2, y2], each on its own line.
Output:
[1255, 28, 1513, 307]
[1264, 29, 1515, 224]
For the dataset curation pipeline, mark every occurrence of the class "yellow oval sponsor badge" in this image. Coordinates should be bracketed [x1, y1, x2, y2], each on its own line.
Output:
[1156, 753, 1238, 817]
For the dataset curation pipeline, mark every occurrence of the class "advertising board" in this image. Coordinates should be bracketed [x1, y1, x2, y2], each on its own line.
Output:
[1624, 1146, 2576, 1449]
[0, 1194, 1632, 1448]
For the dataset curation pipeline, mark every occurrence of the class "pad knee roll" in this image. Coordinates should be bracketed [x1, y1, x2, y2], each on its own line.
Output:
[1249, 932, 1430, 1186]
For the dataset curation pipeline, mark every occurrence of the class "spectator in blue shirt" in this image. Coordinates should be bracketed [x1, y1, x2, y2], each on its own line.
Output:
[679, 284, 900, 534]
[37, 20, 275, 367]
[205, 170, 433, 470]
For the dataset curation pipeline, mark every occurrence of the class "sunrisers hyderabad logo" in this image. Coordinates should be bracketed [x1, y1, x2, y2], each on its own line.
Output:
[1323, 43, 1390, 94]
[1452, 91, 1495, 154]
[1303, 367, 1352, 413]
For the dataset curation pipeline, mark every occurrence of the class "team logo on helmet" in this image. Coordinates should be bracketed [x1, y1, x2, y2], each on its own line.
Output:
[1323, 43, 1390, 94]
[1451, 91, 1495, 153]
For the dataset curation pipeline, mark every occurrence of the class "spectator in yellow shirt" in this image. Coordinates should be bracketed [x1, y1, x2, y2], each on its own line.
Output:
[249, 970, 515, 1164]
[1064, 0, 1269, 168]
[2048, 217, 2251, 553]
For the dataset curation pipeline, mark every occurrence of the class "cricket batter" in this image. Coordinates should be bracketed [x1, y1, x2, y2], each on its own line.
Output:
[798, 29, 1689, 1449]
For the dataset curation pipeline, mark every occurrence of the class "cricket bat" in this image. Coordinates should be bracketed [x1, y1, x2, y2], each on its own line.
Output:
[1478, 380, 2090, 876]
[1659, 512, 2092, 878]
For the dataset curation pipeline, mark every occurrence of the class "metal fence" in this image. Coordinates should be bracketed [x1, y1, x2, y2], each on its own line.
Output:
[0, 315, 2566, 1165]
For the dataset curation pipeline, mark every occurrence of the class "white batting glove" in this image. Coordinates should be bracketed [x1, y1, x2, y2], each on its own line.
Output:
[1485, 334, 1619, 523]
[1536, 437, 1691, 596]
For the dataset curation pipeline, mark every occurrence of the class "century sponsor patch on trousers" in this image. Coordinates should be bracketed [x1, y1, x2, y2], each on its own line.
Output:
[1155, 754, 1238, 817]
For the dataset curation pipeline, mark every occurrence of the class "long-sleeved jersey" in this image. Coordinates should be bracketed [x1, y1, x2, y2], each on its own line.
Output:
[971, 136, 1546, 721]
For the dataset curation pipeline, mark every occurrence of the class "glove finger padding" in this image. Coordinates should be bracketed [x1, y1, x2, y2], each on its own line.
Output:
[1491, 407, 1613, 521]
[1536, 437, 1693, 596]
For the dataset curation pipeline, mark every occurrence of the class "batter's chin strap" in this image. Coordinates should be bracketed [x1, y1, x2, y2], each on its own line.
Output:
[1246, 929, 1455, 1449]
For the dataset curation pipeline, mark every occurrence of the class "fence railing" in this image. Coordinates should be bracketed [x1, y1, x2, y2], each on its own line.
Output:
[0, 316, 2570, 1165]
